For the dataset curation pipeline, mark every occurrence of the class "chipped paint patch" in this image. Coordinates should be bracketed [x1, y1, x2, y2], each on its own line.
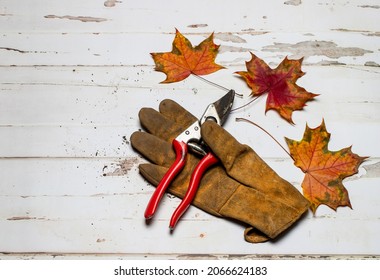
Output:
[103, 157, 140, 176]
[188, 24, 208, 28]
[312, 60, 346, 66]
[219, 45, 253, 54]
[284, 0, 302, 6]
[96, 238, 106, 243]
[240, 29, 269, 35]
[362, 161, 380, 178]
[214, 33, 247, 43]
[104, 0, 122, 7]
[44, 15, 107, 23]
[365, 61, 380, 67]
[366, 32, 380, 37]
[177, 254, 219, 260]
[330, 29, 380, 37]
[7, 216, 35, 221]
[358, 5, 380, 9]
[7, 216, 45, 221]
[262, 40, 372, 59]
[0, 47, 58, 54]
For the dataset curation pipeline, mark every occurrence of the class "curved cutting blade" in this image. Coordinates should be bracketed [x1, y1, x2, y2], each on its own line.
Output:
[200, 89, 235, 126]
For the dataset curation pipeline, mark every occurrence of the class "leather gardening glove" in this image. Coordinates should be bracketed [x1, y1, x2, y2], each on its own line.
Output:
[130, 99, 310, 243]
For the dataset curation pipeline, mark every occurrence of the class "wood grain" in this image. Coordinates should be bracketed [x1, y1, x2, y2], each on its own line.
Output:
[0, 0, 379, 259]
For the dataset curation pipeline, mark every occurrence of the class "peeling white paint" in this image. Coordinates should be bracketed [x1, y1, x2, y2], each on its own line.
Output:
[358, 5, 380, 9]
[362, 161, 380, 178]
[187, 24, 208, 28]
[44, 15, 107, 23]
[104, 0, 122, 8]
[262, 40, 372, 59]
[365, 61, 380, 67]
[103, 157, 140, 176]
[284, 0, 302, 6]
[214, 33, 247, 43]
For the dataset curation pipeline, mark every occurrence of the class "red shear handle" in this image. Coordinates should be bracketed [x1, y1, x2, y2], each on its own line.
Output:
[169, 152, 219, 230]
[144, 139, 188, 220]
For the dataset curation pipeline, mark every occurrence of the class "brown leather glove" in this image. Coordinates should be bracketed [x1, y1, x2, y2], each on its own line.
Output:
[130, 99, 309, 243]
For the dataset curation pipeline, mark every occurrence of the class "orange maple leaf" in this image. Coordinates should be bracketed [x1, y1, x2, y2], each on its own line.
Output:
[285, 120, 367, 213]
[151, 29, 225, 83]
[236, 53, 318, 124]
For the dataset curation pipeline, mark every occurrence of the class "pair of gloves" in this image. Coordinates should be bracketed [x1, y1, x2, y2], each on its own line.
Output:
[131, 99, 309, 243]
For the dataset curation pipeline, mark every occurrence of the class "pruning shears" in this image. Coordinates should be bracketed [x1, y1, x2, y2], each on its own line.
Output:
[144, 90, 235, 229]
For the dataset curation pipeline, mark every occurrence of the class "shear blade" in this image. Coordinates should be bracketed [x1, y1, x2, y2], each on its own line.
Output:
[202, 89, 235, 126]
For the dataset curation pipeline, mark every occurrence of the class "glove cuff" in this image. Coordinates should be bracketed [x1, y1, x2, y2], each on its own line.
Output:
[219, 184, 309, 243]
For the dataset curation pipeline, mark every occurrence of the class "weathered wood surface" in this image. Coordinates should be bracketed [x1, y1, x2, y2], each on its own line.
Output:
[0, 0, 379, 259]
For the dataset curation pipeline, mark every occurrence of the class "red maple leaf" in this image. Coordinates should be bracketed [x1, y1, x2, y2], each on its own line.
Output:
[151, 29, 225, 83]
[285, 120, 367, 213]
[236, 52, 318, 123]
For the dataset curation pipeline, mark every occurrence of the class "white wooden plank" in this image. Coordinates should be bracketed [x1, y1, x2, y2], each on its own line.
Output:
[0, 31, 378, 66]
[1, 215, 379, 255]
[0, 85, 378, 157]
[1, 64, 379, 94]
[0, 157, 379, 255]
[0, 156, 376, 196]
[0, 158, 144, 196]
[0, 121, 377, 158]
[0, 81, 378, 126]
[0, 66, 379, 129]
[1, 0, 379, 33]
[0, 253, 377, 260]
[0, 125, 131, 158]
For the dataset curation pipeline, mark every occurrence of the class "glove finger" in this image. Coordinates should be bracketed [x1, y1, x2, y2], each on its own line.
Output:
[159, 99, 198, 129]
[139, 163, 168, 186]
[139, 107, 181, 142]
[139, 162, 241, 218]
[130, 131, 175, 166]
[138, 99, 198, 142]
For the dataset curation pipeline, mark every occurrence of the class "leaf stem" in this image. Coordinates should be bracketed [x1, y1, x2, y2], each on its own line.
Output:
[231, 96, 260, 112]
[192, 74, 243, 97]
[192, 74, 229, 91]
[235, 117, 294, 160]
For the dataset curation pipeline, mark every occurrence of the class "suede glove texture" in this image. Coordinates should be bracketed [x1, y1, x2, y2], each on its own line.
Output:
[130, 99, 309, 243]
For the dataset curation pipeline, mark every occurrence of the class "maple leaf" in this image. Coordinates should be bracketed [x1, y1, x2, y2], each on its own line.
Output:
[285, 120, 367, 213]
[236, 52, 318, 124]
[151, 29, 225, 83]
